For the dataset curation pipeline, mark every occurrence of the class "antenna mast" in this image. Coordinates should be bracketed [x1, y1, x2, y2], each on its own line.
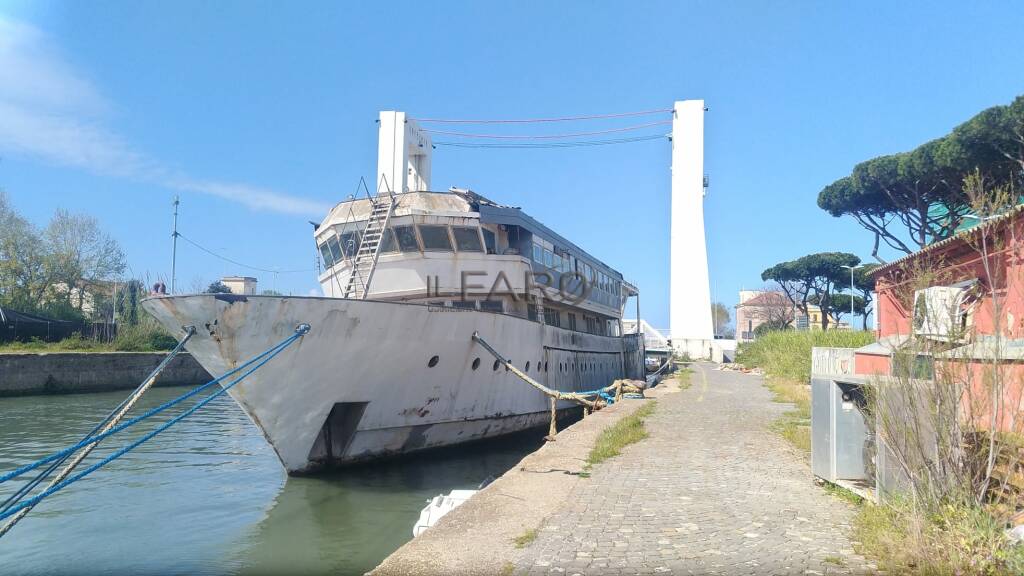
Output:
[171, 196, 180, 294]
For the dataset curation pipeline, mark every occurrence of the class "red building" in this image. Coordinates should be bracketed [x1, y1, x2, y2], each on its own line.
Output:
[852, 205, 1024, 430]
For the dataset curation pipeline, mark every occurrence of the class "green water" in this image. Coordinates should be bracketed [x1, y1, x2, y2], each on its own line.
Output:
[0, 387, 546, 575]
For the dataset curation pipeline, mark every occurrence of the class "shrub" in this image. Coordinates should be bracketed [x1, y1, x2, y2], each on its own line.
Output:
[113, 318, 177, 351]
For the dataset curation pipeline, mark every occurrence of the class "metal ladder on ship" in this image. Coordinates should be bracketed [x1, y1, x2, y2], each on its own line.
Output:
[342, 188, 396, 299]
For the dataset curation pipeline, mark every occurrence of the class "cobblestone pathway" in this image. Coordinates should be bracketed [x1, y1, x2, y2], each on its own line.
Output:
[516, 364, 875, 575]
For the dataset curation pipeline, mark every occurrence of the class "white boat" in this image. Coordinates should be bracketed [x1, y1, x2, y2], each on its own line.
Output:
[412, 489, 478, 537]
[143, 111, 644, 474]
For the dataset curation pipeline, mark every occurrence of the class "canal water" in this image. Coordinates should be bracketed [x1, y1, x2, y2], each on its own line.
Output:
[0, 387, 547, 575]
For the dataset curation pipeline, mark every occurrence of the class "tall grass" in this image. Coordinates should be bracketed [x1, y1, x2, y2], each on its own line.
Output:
[735, 330, 876, 383]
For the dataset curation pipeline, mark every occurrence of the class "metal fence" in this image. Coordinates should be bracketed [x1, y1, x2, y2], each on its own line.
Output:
[0, 309, 117, 344]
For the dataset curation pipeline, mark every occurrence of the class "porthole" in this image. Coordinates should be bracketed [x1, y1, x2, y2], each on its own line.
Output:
[493, 359, 500, 371]
[472, 357, 481, 370]
[544, 361, 549, 372]
[525, 361, 531, 372]
[428, 355, 440, 368]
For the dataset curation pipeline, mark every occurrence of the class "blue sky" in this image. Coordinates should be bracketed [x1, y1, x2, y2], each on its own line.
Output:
[1, 1, 1023, 329]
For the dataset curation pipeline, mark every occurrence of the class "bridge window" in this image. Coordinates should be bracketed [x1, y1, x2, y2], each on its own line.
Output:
[339, 231, 361, 258]
[482, 228, 496, 254]
[319, 242, 334, 269]
[327, 236, 342, 265]
[418, 225, 453, 252]
[452, 227, 484, 252]
[532, 243, 543, 263]
[394, 225, 420, 253]
[380, 229, 398, 253]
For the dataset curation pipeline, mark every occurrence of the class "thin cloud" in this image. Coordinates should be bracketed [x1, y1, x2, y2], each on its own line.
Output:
[0, 16, 330, 216]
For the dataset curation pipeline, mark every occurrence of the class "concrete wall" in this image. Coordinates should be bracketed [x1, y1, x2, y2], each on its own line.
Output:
[0, 352, 212, 397]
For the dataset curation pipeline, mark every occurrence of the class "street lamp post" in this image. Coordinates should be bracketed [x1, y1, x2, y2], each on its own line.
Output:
[841, 264, 863, 327]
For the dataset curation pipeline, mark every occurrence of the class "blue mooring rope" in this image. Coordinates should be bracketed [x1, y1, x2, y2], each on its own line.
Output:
[574, 388, 616, 405]
[0, 326, 308, 522]
[0, 332, 195, 514]
[0, 331, 299, 486]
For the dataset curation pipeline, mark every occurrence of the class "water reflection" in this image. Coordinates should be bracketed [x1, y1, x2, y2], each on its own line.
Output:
[0, 387, 545, 576]
[237, 435, 546, 576]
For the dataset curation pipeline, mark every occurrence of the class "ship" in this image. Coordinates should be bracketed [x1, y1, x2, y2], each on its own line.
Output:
[143, 111, 645, 474]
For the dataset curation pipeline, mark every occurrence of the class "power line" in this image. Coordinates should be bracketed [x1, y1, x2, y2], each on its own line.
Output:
[177, 233, 314, 274]
[421, 120, 672, 140]
[434, 131, 667, 146]
[413, 108, 672, 124]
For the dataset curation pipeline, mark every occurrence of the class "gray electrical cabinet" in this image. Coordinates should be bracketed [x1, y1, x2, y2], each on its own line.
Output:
[811, 377, 872, 487]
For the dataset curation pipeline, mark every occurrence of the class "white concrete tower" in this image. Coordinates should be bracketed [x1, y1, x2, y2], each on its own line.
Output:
[377, 111, 433, 194]
[670, 100, 714, 359]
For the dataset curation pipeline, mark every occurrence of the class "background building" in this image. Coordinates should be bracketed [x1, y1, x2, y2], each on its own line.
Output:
[221, 276, 258, 295]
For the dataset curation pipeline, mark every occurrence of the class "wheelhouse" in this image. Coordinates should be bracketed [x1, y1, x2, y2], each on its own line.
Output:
[314, 188, 637, 337]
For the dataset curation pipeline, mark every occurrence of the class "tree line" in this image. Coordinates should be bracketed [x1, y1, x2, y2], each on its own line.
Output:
[0, 191, 127, 322]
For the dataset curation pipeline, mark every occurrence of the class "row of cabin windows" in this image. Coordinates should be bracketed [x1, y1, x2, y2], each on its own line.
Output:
[444, 354, 618, 378]
[319, 224, 486, 270]
[427, 299, 613, 336]
[530, 238, 621, 299]
[528, 305, 610, 336]
[428, 300, 504, 313]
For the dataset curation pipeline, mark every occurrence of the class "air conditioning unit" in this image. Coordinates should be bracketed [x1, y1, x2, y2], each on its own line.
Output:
[912, 283, 976, 342]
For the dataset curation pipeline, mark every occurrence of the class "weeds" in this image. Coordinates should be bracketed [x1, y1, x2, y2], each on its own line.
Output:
[512, 528, 538, 549]
[676, 367, 693, 391]
[855, 497, 1024, 575]
[822, 555, 845, 566]
[762, 377, 812, 453]
[822, 481, 864, 506]
[586, 401, 657, 467]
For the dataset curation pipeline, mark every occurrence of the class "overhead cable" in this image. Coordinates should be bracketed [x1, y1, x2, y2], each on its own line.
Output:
[413, 108, 672, 124]
[434, 133, 667, 149]
[421, 120, 672, 140]
[177, 233, 313, 274]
